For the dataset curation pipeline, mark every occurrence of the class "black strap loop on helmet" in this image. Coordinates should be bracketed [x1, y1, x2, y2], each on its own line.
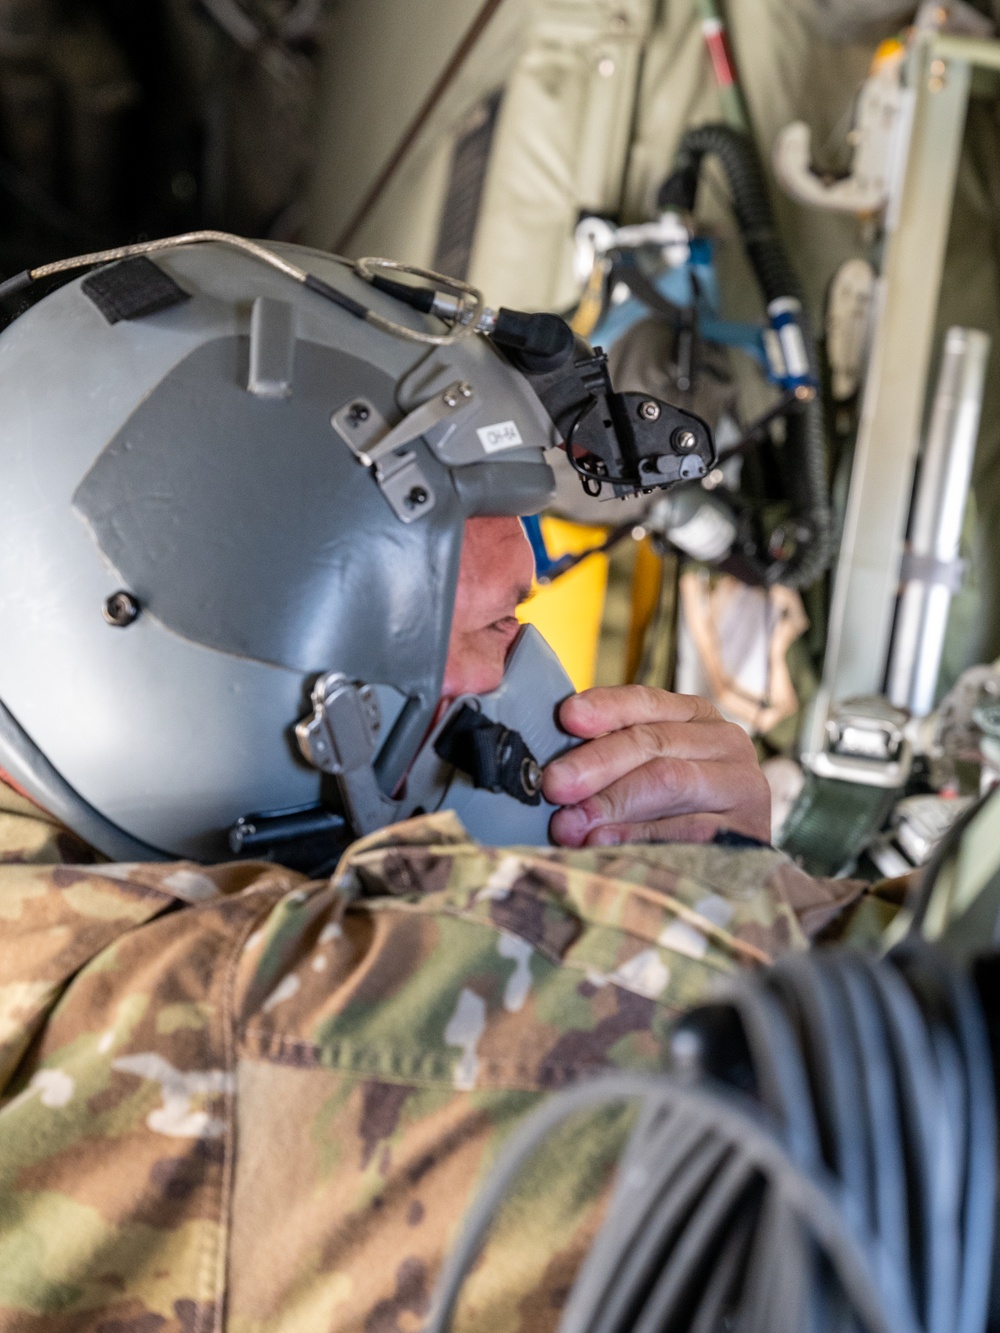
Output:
[434, 704, 543, 806]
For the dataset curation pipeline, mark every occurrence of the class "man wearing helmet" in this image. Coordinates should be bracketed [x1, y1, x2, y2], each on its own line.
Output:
[0, 238, 836, 1332]
[0, 236, 768, 866]
[443, 515, 769, 848]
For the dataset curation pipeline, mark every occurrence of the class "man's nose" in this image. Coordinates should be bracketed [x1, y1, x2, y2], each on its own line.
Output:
[501, 516, 535, 588]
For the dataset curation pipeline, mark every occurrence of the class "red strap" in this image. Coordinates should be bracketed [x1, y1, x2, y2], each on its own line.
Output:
[701, 18, 737, 89]
[0, 768, 41, 806]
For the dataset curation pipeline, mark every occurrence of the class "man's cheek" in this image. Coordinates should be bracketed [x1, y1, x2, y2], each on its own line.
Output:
[444, 632, 510, 698]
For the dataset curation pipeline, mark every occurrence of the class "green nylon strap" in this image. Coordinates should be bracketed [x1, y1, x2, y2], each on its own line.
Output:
[778, 774, 900, 879]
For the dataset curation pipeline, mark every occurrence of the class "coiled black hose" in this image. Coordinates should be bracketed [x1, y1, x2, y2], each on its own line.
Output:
[425, 946, 995, 1333]
[659, 123, 833, 590]
[675, 945, 996, 1333]
[425, 1075, 907, 1333]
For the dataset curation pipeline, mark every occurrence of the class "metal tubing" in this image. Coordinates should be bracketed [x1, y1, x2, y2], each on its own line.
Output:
[805, 37, 971, 759]
[887, 328, 990, 716]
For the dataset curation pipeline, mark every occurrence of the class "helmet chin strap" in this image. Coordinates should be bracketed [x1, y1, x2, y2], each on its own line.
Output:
[287, 624, 579, 848]
[432, 705, 545, 807]
[395, 624, 580, 846]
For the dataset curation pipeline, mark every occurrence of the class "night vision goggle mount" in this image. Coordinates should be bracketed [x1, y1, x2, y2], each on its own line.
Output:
[365, 267, 717, 499]
[489, 306, 715, 497]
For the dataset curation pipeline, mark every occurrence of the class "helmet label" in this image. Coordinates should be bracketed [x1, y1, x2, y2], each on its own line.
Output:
[477, 420, 523, 453]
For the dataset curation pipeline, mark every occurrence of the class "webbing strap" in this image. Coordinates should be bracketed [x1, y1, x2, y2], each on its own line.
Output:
[778, 775, 899, 878]
[434, 705, 542, 806]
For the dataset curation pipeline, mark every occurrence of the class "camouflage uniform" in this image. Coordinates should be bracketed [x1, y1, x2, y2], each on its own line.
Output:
[0, 779, 866, 1332]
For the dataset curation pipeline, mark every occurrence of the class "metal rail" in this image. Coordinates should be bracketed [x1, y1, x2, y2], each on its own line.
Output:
[804, 31, 1000, 761]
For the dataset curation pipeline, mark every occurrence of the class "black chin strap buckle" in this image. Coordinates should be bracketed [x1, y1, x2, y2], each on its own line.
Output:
[434, 705, 543, 806]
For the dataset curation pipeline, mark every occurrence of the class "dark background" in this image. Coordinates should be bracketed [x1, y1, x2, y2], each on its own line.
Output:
[0, 0, 326, 275]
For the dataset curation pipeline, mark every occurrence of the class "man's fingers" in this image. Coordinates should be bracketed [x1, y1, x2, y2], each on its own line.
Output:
[543, 720, 751, 806]
[547, 683, 771, 849]
[582, 812, 754, 847]
[551, 808, 769, 849]
[548, 757, 770, 846]
[583, 757, 760, 824]
[558, 685, 723, 739]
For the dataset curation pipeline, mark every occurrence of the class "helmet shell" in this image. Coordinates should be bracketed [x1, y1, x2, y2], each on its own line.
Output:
[0, 241, 556, 859]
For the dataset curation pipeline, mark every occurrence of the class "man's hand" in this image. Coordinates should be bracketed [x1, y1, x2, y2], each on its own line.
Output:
[543, 686, 771, 848]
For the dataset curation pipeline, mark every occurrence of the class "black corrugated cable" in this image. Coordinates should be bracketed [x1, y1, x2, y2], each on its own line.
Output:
[659, 123, 832, 590]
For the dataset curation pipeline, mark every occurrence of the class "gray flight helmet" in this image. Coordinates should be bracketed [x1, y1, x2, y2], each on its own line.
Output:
[0, 239, 559, 862]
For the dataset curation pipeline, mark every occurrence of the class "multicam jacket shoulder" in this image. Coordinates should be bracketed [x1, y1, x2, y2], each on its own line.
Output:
[0, 787, 866, 1333]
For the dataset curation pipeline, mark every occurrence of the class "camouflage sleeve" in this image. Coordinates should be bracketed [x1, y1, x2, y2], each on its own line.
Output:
[0, 779, 101, 866]
[0, 810, 866, 1333]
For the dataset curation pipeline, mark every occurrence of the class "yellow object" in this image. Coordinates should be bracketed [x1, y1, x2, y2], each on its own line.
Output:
[517, 516, 610, 691]
[871, 36, 905, 72]
[570, 260, 609, 339]
[625, 537, 665, 682]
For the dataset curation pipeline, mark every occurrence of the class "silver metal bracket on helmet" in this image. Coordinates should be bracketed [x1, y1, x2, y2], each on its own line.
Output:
[330, 380, 477, 524]
[295, 673, 398, 834]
